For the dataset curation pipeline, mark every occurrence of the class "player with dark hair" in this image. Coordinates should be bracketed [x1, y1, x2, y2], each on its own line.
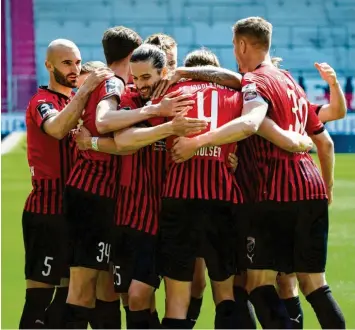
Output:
[172, 16, 345, 329]
[19, 38, 111, 329]
[184, 48, 221, 68]
[145, 33, 178, 72]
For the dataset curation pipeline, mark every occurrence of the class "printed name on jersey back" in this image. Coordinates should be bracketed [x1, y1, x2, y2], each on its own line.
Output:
[105, 77, 124, 96]
[36, 102, 58, 119]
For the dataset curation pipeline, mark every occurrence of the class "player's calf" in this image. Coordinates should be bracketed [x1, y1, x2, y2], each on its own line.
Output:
[247, 269, 291, 329]
[297, 272, 345, 329]
[188, 258, 206, 328]
[277, 273, 303, 329]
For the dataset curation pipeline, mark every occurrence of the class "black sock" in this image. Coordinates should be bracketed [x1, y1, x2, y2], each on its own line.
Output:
[128, 309, 151, 329]
[89, 299, 121, 329]
[306, 285, 345, 329]
[187, 297, 203, 328]
[249, 285, 291, 329]
[282, 296, 303, 329]
[161, 318, 191, 329]
[45, 287, 68, 329]
[19, 287, 55, 329]
[214, 300, 238, 329]
[64, 303, 91, 329]
[124, 305, 132, 329]
[233, 286, 257, 329]
[150, 310, 161, 329]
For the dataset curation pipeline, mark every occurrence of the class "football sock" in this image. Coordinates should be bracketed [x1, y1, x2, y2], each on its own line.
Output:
[64, 303, 90, 329]
[128, 309, 151, 329]
[89, 299, 121, 329]
[306, 285, 345, 329]
[249, 285, 291, 329]
[124, 305, 133, 329]
[233, 285, 257, 329]
[19, 287, 54, 329]
[214, 300, 239, 329]
[282, 296, 303, 329]
[161, 318, 191, 329]
[150, 310, 161, 329]
[44, 286, 68, 329]
[187, 297, 203, 328]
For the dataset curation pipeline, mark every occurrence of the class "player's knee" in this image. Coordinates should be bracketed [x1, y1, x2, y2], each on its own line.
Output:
[26, 279, 54, 289]
[233, 273, 247, 288]
[277, 273, 298, 299]
[211, 276, 235, 305]
[67, 269, 98, 306]
[128, 283, 154, 311]
[297, 272, 326, 296]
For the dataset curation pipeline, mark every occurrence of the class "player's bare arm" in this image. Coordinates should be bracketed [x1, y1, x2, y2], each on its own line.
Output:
[114, 113, 207, 152]
[315, 62, 347, 122]
[95, 90, 195, 134]
[152, 66, 242, 98]
[171, 100, 268, 163]
[42, 68, 113, 139]
[311, 130, 335, 204]
[75, 126, 135, 155]
[257, 117, 313, 152]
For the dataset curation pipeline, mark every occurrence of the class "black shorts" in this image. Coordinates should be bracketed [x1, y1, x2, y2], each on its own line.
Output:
[233, 203, 254, 274]
[111, 227, 160, 293]
[247, 199, 329, 273]
[158, 198, 238, 282]
[64, 186, 115, 271]
[22, 211, 69, 285]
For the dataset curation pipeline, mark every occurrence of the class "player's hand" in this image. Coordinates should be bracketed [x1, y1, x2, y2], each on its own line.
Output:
[326, 185, 333, 205]
[314, 62, 338, 86]
[298, 134, 313, 152]
[171, 136, 199, 163]
[75, 125, 92, 150]
[228, 152, 239, 173]
[171, 109, 208, 136]
[151, 71, 182, 100]
[157, 90, 195, 117]
[81, 67, 114, 93]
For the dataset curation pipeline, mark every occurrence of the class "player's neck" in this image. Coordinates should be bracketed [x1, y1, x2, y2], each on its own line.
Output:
[48, 79, 72, 98]
[109, 60, 130, 84]
[242, 53, 272, 73]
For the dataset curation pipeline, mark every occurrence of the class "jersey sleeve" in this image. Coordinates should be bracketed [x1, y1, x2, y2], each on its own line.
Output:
[241, 73, 270, 107]
[96, 77, 124, 103]
[31, 98, 59, 131]
[309, 103, 323, 116]
[306, 102, 325, 135]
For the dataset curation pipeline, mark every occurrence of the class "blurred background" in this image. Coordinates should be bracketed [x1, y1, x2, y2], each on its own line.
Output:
[1, 0, 355, 151]
[1, 1, 355, 328]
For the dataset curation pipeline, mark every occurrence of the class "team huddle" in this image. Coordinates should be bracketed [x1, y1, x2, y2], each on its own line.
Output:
[21, 16, 347, 329]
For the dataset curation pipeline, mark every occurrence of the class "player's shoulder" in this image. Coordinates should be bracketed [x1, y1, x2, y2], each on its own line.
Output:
[28, 86, 57, 112]
[94, 76, 123, 95]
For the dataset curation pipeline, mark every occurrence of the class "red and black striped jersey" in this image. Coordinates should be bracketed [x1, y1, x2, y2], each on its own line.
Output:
[115, 88, 167, 235]
[24, 86, 75, 215]
[241, 63, 327, 202]
[66, 77, 123, 198]
[161, 80, 244, 203]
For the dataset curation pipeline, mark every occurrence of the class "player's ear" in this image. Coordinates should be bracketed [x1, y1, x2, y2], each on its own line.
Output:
[45, 60, 54, 72]
[240, 39, 247, 54]
[161, 67, 168, 78]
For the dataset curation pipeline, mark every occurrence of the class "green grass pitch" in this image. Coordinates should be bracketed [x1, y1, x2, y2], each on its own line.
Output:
[2, 139, 355, 328]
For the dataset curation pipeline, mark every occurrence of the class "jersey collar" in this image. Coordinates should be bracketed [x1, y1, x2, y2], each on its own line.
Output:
[39, 86, 72, 100]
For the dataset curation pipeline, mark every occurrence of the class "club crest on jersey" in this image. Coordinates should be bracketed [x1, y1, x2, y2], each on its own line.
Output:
[105, 78, 121, 94]
[242, 83, 258, 101]
[36, 103, 57, 118]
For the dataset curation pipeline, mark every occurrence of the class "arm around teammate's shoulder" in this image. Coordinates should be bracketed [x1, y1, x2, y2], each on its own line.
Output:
[43, 68, 113, 140]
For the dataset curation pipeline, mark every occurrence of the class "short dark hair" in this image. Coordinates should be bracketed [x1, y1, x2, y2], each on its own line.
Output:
[130, 44, 166, 72]
[80, 61, 106, 74]
[184, 48, 220, 67]
[233, 17, 272, 50]
[102, 26, 142, 65]
[144, 33, 177, 53]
